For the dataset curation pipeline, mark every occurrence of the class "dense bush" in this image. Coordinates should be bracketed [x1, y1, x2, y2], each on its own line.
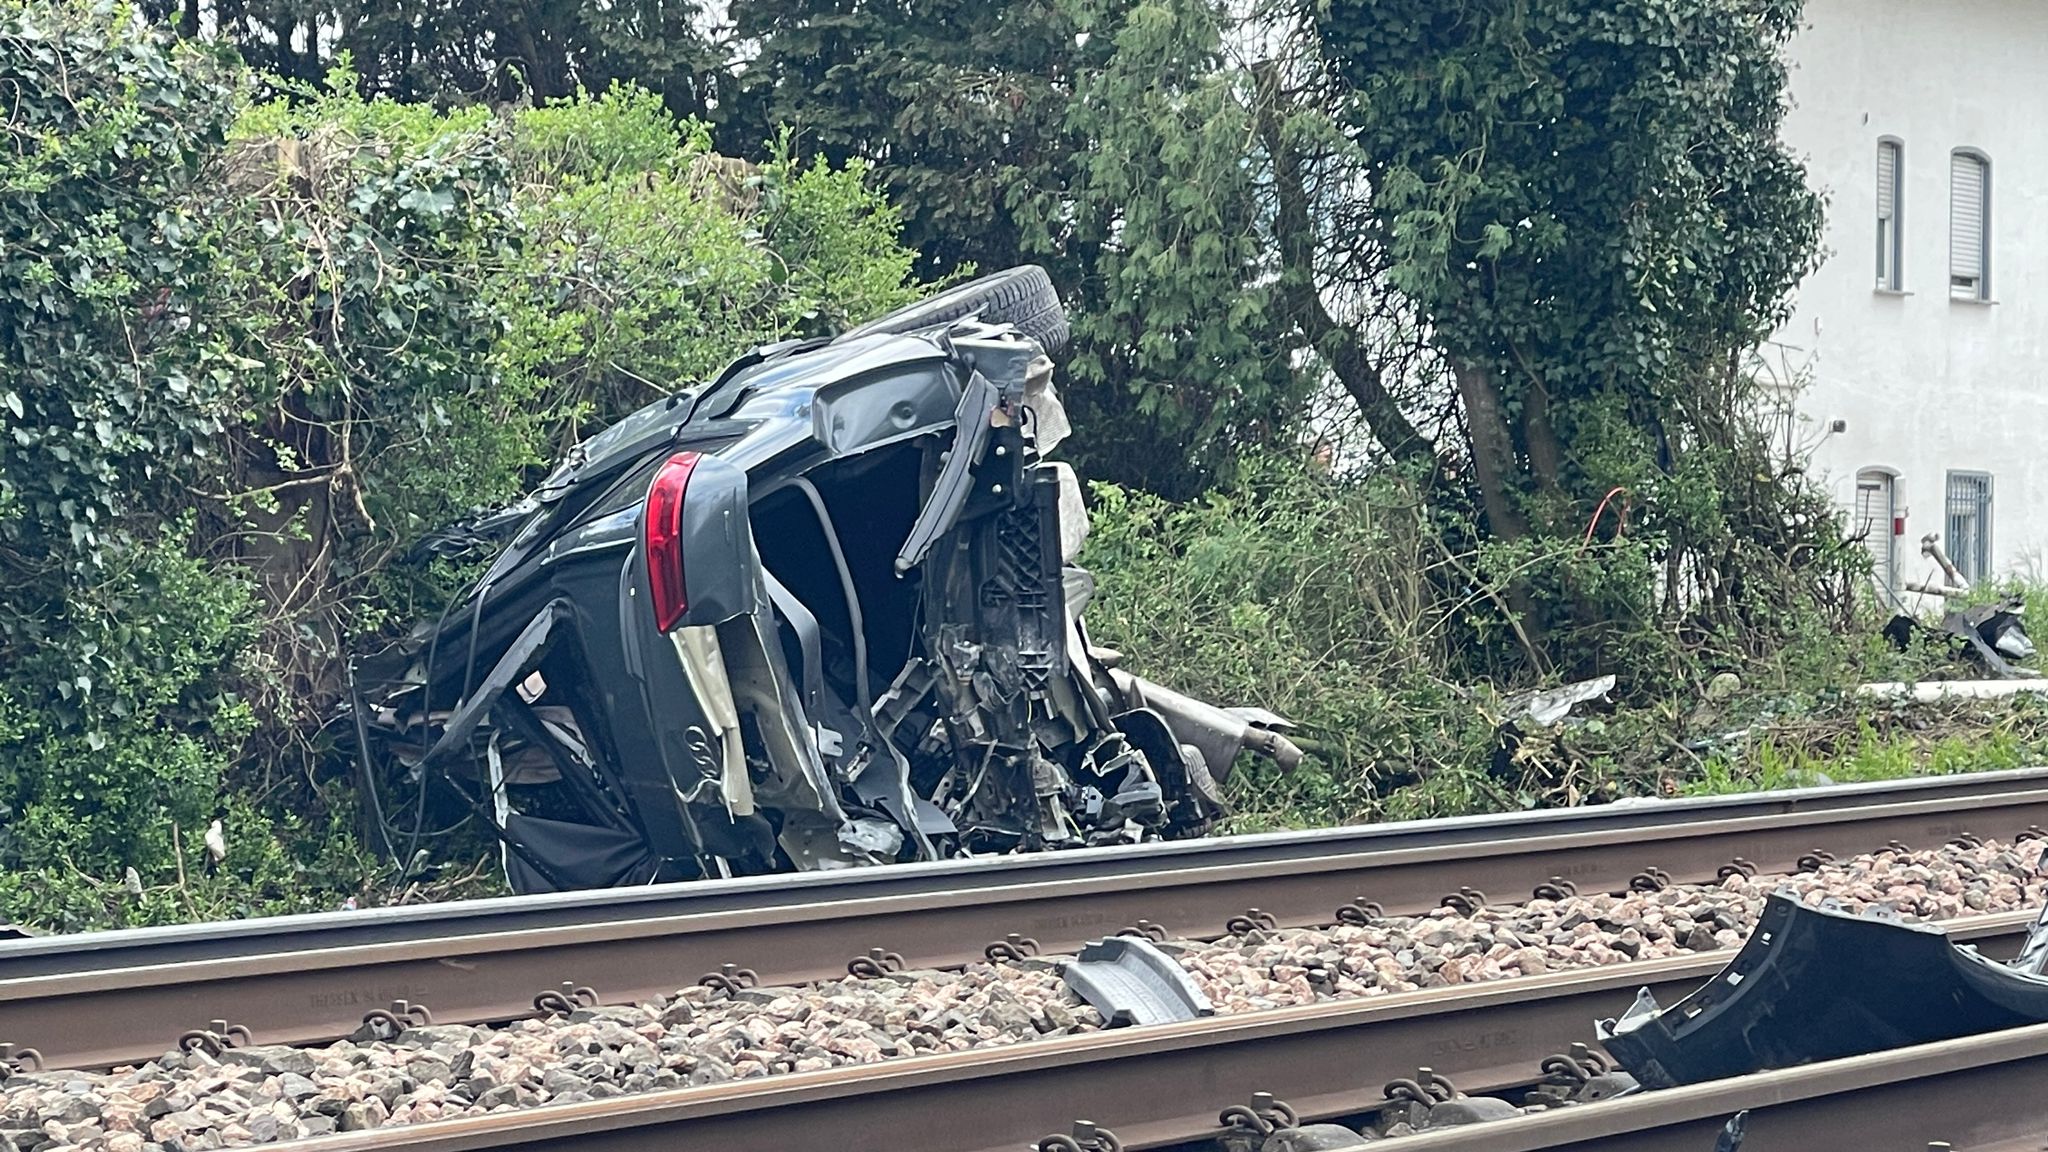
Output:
[0, 5, 920, 929]
[0, 4, 277, 928]
[1083, 458, 1472, 819]
[1081, 452, 2043, 830]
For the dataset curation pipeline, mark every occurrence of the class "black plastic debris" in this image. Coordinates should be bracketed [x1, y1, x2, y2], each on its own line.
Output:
[1885, 594, 2038, 678]
[1943, 597, 2037, 675]
[1061, 936, 1215, 1027]
[1598, 892, 2048, 1088]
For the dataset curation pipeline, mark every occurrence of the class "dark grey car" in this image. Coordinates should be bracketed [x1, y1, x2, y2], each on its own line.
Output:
[353, 268, 1301, 892]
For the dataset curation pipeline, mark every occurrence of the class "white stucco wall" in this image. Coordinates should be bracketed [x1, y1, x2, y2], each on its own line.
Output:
[1776, 0, 2048, 588]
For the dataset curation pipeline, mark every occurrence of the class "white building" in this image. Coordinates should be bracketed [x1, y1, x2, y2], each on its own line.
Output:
[1777, 0, 2048, 595]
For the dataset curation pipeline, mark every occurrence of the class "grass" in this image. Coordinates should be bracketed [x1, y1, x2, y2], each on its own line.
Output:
[1216, 688, 2048, 831]
[1679, 698, 2048, 796]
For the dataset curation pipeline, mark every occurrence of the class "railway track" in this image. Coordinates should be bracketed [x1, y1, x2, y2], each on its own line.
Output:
[182, 908, 2034, 1152]
[8, 769, 2048, 1152]
[9, 768, 2048, 1071]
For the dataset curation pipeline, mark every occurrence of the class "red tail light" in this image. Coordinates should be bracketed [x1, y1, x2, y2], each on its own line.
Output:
[644, 452, 701, 632]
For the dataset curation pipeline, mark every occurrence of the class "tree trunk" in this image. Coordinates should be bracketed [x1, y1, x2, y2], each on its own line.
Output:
[1453, 356, 1551, 666]
[1252, 62, 1437, 474]
[1451, 356, 1526, 540]
[1520, 377, 1565, 499]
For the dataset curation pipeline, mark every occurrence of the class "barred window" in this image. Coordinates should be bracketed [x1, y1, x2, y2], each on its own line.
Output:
[1945, 471, 1993, 582]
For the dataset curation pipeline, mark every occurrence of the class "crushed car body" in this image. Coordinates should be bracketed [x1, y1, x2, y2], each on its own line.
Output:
[1598, 891, 2048, 1088]
[351, 267, 1303, 892]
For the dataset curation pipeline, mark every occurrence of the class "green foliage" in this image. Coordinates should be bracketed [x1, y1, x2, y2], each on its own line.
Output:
[754, 141, 924, 336]
[0, 2, 295, 926]
[1082, 454, 1491, 824]
[496, 113, 919, 440]
[719, 0, 1303, 495]
[211, 0, 724, 118]
[217, 67, 537, 543]
[1679, 697, 2048, 796]
[0, 3, 238, 564]
[497, 127, 778, 444]
[1046, 0, 1300, 496]
[0, 531, 252, 874]
[1324, 0, 1822, 383]
[235, 59, 496, 143]
[0, 8, 922, 929]
[1313, 0, 1843, 679]
[722, 0, 1317, 496]
[506, 83, 687, 180]
[1084, 451, 2048, 830]
[724, 0, 1084, 279]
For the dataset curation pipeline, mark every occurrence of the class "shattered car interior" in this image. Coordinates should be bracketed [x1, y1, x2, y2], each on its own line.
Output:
[351, 267, 1303, 892]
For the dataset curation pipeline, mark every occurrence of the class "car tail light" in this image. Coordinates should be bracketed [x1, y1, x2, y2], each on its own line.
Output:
[644, 451, 701, 632]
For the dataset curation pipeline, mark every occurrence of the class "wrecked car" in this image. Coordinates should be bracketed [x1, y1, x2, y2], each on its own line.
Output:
[350, 267, 1303, 892]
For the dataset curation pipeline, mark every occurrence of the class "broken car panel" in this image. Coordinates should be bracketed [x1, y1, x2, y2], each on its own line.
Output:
[353, 267, 1302, 892]
[1598, 891, 2048, 1088]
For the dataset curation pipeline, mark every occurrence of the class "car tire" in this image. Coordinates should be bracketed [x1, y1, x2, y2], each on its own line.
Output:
[840, 265, 1070, 356]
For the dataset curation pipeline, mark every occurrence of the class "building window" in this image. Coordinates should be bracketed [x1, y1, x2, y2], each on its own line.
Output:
[1855, 469, 1897, 589]
[1876, 140, 1903, 291]
[1945, 471, 1993, 582]
[1950, 150, 1991, 300]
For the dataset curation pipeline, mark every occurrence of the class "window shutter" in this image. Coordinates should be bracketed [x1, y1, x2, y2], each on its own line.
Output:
[1877, 143, 1898, 221]
[1855, 474, 1894, 590]
[1951, 153, 1987, 287]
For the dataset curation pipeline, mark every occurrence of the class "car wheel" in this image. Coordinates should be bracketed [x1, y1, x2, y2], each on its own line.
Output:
[839, 265, 1070, 355]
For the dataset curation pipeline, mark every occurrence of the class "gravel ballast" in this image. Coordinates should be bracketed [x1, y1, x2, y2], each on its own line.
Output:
[1175, 835, 2047, 1010]
[5, 836, 2043, 1151]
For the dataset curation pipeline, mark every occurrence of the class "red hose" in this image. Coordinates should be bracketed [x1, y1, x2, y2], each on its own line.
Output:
[1580, 486, 1631, 552]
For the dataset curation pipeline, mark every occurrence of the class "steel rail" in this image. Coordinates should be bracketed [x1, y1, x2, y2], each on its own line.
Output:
[1378, 1021, 2048, 1152]
[14, 768, 2043, 970]
[221, 910, 2041, 1152]
[7, 770, 2048, 1069]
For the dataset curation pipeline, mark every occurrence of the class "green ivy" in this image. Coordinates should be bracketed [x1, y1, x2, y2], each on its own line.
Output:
[0, 6, 926, 929]
[1314, 0, 1842, 679]
[0, 3, 273, 925]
